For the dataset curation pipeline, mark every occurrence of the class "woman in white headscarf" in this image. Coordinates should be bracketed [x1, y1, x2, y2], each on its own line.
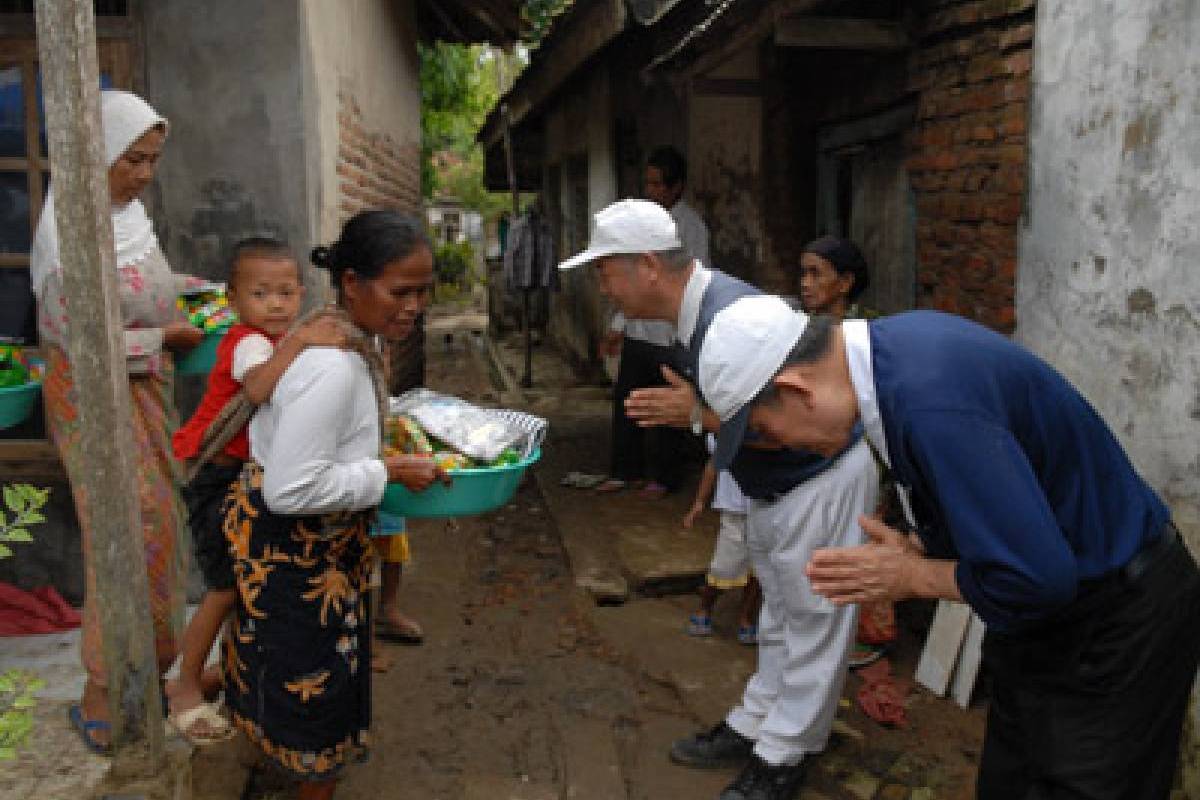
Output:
[31, 89, 202, 754]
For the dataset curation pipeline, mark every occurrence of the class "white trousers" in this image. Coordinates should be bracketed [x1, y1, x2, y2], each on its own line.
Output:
[725, 439, 878, 766]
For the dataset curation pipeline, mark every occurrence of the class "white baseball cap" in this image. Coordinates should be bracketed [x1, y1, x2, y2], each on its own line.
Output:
[557, 199, 682, 270]
[698, 295, 810, 470]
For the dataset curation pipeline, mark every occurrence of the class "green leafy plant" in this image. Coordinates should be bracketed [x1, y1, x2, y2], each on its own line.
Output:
[0, 483, 50, 760]
[435, 240, 475, 287]
[0, 484, 47, 559]
[0, 672, 43, 761]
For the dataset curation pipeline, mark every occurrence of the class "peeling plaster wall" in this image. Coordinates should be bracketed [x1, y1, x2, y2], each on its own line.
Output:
[688, 48, 763, 285]
[143, 1, 308, 286]
[1017, 0, 1200, 551]
[543, 67, 617, 370]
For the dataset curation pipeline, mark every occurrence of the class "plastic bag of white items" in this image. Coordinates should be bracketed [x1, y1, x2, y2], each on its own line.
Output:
[391, 389, 548, 462]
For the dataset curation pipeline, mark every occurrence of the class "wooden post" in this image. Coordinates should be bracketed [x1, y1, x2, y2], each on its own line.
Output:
[34, 0, 165, 762]
[497, 48, 533, 388]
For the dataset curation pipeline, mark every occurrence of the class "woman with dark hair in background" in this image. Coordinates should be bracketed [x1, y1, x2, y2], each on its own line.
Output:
[223, 209, 443, 799]
[796, 235, 870, 320]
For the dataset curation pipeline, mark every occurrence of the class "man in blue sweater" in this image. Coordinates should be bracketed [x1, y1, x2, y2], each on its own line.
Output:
[698, 300, 1200, 800]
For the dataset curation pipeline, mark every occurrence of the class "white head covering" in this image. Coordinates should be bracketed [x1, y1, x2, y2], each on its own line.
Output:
[29, 90, 169, 299]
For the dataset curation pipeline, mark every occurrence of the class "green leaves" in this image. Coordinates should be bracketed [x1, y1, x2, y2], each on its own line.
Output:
[522, 0, 571, 44]
[0, 487, 50, 760]
[419, 43, 525, 206]
[0, 483, 48, 560]
[0, 670, 44, 760]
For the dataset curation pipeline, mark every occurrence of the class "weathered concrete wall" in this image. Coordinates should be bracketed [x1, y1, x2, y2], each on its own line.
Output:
[302, 0, 422, 244]
[688, 47, 763, 286]
[543, 66, 618, 371]
[143, 1, 310, 287]
[1018, 4, 1200, 786]
[1017, 0, 1200, 545]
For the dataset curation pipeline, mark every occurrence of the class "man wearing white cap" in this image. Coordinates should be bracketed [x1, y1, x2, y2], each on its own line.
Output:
[560, 202, 878, 800]
[699, 305, 1200, 800]
[591, 198, 693, 498]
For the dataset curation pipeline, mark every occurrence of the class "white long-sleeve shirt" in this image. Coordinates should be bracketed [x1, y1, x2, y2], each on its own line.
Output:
[249, 348, 387, 516]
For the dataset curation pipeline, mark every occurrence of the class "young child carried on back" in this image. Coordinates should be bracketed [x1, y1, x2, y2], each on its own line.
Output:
[166, 237, 345, 744]
[683, 434, 761, 645]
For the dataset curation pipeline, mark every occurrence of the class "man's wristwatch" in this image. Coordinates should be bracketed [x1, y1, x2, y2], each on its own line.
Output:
[689, 401, 704, 436]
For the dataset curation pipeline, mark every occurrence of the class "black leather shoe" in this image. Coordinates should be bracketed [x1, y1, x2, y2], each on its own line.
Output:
[668, 721, 755, 768]
[719, 755, 806, 800]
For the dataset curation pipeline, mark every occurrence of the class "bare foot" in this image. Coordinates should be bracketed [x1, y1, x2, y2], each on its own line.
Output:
[378, 606, 424, 642]
[79, 679, 112, 749]
[199, 664, 224, 702]
[164, 676, 205, 719]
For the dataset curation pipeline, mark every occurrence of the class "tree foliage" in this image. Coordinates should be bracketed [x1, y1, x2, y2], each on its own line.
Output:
[523, 0, 572, 44]
[419, 0, 571, 217]
[419, 44, 524, 208]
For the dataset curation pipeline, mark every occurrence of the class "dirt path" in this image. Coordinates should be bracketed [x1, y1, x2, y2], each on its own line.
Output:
[230, 319, 984, 800]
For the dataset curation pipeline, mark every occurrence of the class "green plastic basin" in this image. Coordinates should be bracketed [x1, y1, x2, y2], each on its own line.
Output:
[175, 329, 227, 376]
[0, 381, 42, 430]
[378, 449, 541, 519]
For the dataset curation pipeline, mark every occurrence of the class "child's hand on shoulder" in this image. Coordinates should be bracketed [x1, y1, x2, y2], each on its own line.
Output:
[291, 315, 348, 349]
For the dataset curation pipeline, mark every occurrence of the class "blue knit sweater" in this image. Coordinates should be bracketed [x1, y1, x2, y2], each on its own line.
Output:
[869, 311, 1169, 632]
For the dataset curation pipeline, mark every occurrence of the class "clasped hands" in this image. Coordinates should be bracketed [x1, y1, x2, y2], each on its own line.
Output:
[807, 516, 937, 605]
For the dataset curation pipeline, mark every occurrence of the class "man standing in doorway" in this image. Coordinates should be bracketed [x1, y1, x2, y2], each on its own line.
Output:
[596, 146, 709, 498]
[644, 145, 710, 267]
[696, 304, 1200, 800]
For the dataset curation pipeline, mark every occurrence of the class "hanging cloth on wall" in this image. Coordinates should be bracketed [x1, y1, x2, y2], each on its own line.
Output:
[503, 210, 558, 292]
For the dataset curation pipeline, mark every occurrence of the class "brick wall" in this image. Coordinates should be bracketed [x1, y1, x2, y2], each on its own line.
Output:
[906, 0, 1036, 332]
[336, 90, 421, 220]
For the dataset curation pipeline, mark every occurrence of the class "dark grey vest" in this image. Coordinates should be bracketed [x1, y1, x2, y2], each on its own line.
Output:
[679, 270, 845, 502]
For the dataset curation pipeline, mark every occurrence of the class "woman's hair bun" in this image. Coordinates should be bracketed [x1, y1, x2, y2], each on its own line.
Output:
[310, 245, 334, 270]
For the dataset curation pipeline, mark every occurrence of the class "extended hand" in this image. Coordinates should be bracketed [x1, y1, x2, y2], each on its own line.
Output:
[163, 321, 204, 352]
[385, 455, 450, 492]
[682, 502, 705, 529]
[290, 315, 348, 349]
[806, 516, 926, 605]
[625, 365, 695, 428]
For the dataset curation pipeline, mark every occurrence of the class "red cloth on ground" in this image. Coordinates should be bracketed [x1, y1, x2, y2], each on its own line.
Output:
[0, 581, 81, 635]
[857, 600, 898, 645]
[172, 323, 276, 462]
[856, 657, 909, 728]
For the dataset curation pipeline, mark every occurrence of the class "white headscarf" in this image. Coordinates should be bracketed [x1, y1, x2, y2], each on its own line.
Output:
[29, 90, 169, 299]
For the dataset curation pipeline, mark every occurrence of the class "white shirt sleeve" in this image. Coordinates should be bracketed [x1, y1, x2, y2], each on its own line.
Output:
[231, 333, 275, 382]
[257, 352, 387, 515]
[610, 311, 627, 333]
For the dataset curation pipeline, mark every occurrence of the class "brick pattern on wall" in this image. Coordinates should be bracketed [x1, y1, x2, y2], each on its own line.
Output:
[906, 0, 1036, 332]
[336, 90, 421, 221]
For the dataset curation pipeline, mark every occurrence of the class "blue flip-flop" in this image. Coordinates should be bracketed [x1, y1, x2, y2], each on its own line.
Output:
[68, 703, 112, 755]
[686, 613, 714, 637]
